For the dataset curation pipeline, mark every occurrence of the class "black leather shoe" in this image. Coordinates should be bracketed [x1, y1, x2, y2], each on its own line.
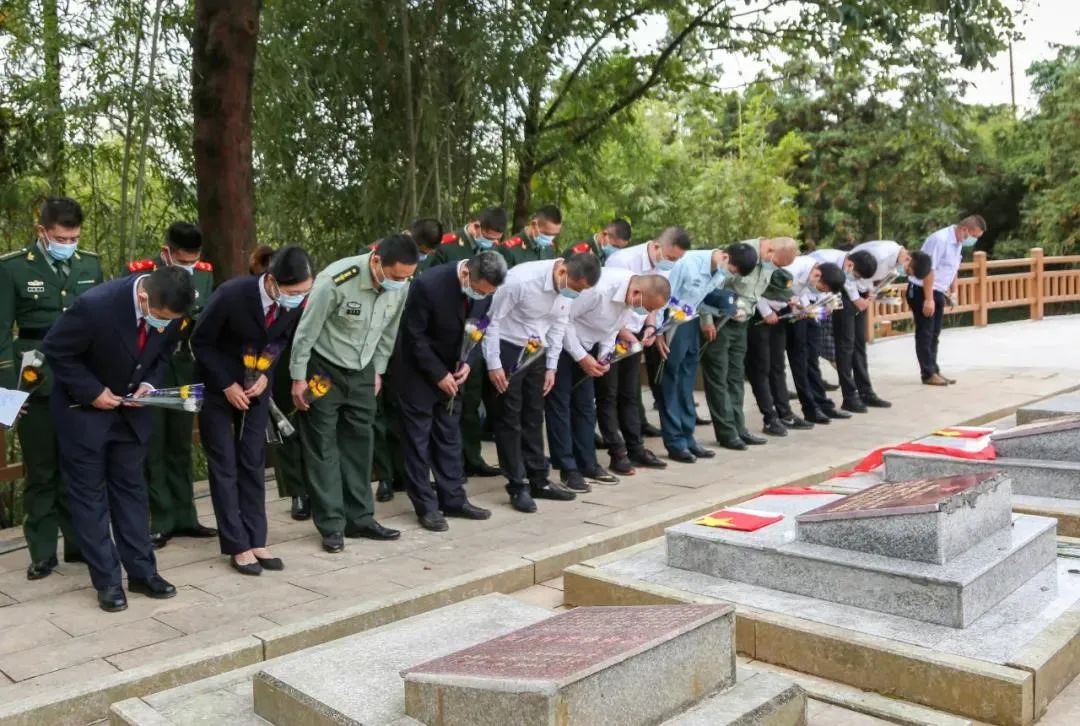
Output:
[824, 407, 852, 420]
[64, 551, 86, 564]
[739, 431, 767, 446]
[719, 438, 747, 451]
[230, 556, 263, 576]
[444, 502, 492, 520]
[629, 449, 667, 469]
[668, 449, 697, 463]
[465, 461, 501, 477]
[531, 480, 577, 501]
[26, 555, 58, 581]
[689, 444, 716, 459]
[641, 422, 663, 438]
[255, 555, 284, 571]
[172, 524, 218, 538]
[560, 470, 591, 493]
[149, 532, 169, 550]
[806, 411, 831, 425]
[376, 480, 395, 502]
[763, 419, 788, 437]
[97, 585, 127, 612]
[419, 511, 449, 532]
[291, 496, 311, 521]
[862, 393, 892, 408]
[781, 416, 814, 430]
[509, 490, 537, 513]
[345, 521, 401, 540]
[322, 533, 345, 553]
[128, 574, 177, 599]
[609, 454, 636, 475]
[823, 382, 840, 391]
[594, 432, 605, 448]
[695, 414, 712, 426]
[842, 400, 868, 414]
[583, 465, 618, 484]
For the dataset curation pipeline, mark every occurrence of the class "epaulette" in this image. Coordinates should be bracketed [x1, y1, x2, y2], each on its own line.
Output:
[441, 232, 459, 245]
[78, 249, 99, 257]
[127, 259, 157, 273]
[504, 236, 523, 249]
[333, 266, 360, 286]
[0, 248, 28, 261]
[194, 260, 213, 272]
[571, 242, 592, 255]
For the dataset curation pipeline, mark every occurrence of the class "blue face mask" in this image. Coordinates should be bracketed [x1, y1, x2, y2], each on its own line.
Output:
[44, 237, 77, 262]
[375, 265, 408, 292]
[602, 244, 618, 258]
[140, 301, 173, 332]
[656, 258, 675, 272]
[418, 253, 428, 263]
[277, 292, 306, 310]
[534, 233, 555, 248]
[475, 237, 494, 250]
[558, 281, 580, 300]
[962, 236, 977, 248]
[463, 285, 489, 301]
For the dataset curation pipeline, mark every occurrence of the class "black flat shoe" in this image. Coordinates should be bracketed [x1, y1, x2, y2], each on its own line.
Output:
[530, 480, 577, 501]
[862, 393, 892, 408]
[823, 382, 840, 391]
[694, 415, 712, 426]
[26, 555, 58, 581]
[97, 585, 127, 612]
[781, 416, 814, 430]
[641, 422, 663, 437]
[230, 556, 263, 576]
[668, 449, 697, 464]
[291, 496, 311, 521]
[719, 438, 747, 451]
[322, 532, 345, 553]
[763, 419, 788, 437]
[806, 411, 831, 425]
[509, 490, 537, 513]
[376, 480, 395, 503]
[465, 461, 501, 477]
[255, 555, 284, 571]
[824, 407, 852, 420]
[444, 502, 492, 520]
[582, 465, 618, 484]
[149, 532, 170, 550]
[629, 449, 667, 469]
[172, 524, 218, 538]
[128, 574, 177, 599]
[841, 400, 868, 414]
[689, 444, 715, 459]
[739, 432, 767, 446]
[609, 455, 636, 475]
[345, 521, 401, 540]
[560, 470, 591, 493]
[419, 511, 449, 532]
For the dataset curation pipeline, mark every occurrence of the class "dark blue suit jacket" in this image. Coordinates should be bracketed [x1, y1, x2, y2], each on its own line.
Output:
[190, 275, 303, 395]
[43, 275, 182, 448]
[392, 261, 492, 406]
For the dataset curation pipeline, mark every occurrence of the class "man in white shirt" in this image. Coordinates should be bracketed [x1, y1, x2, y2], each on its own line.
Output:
[603, 227, 691, 470]
[908, 215, 986, 386]
[545, 270, 670, 491]
[484, 254, 602, 513]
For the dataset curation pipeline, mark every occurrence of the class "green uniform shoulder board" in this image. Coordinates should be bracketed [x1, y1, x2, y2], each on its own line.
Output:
[0, 248, 28, 261]
[333, 266, 361, 286]
[78, 249, 99, 257]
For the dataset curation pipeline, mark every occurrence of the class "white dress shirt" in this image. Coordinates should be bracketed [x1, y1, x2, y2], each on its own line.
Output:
[132, 274, 148, 324]
[483, 259, 572, 370]
[851, 240, 903, 291]
[785, 255, 819, 306]
[257, 274, 276, 316]
[910, 226, 963, 293]
[564, 268, 634, 361]
[607, 243, 670, 331]
[811, 248, 861, 300]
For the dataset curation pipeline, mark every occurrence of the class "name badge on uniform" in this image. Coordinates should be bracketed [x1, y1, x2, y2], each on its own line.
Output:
[27, 280, 45, 294]
[344, 301, 363, 316]
[77, 279, 94, 286]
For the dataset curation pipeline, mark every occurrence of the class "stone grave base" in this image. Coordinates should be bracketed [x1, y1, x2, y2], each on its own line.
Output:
[883, 451, 1080, 536]
[564, 539, 1080, 726]
[109, 594, 805, 726]
[1016, 393, 1080, 425]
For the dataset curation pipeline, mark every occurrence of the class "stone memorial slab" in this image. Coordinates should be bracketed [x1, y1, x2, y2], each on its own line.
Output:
[990, 416, 1080, 462]
[1016, 393, 1080, 425]
[883, 450, 1080, 500]
[402, 604, 736, 726]
[795, 472, 1012, 564]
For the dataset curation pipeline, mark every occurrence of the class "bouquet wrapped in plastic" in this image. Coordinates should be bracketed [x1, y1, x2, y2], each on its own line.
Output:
[656, 298, 696, 336]
[125, 384, 205, 413]
[509, 335, 545, 378]
[769, 292, 843, 324]
[242, 342, 284, 388]
[573, 339, 643, 389]
[265, 398, 296, 444]
[17, 350, 45, 394]
[300, 373, 333, 407]
[447, 317, 489, 411]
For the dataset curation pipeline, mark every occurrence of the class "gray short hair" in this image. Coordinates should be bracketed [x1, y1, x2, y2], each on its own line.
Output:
[466, 251, 508, 287]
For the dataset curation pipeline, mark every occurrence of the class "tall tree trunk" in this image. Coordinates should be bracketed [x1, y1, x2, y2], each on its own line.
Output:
[400, 0, 418, 221]
[41, 0, 65, 192]
[118, 0, 147, 254]
[129, 0, 165, 260]
[192, 0, 261, 281]
[512, 81, 543, 230]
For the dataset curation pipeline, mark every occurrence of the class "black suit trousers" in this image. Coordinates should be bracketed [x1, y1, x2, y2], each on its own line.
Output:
[490, 340, 548, 492]
[398, 388, 468, 517]
[595, 352, 644, 457]
[832, 291, 874, 403]
[746, 318, 793, 422]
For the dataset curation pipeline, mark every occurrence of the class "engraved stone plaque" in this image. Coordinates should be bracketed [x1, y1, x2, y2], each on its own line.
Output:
[796, 472, 997, 523]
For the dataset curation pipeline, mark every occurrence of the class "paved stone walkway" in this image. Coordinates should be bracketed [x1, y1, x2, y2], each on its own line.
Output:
[2, 316, 1080, 721]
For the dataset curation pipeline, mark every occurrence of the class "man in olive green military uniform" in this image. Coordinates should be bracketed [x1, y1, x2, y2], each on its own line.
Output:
[498, 204, 562, 269]
[424, 207, 508, 479]
[370, 218, 443, 503]
[290, 235, 419, 553]
[125, 222, 218, 549]
[0, 197, 103, 580]
[565, 219, 633, 263]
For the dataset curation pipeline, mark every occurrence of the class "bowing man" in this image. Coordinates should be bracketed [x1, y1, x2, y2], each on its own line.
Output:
[191, 246, 314, 576]
[391, 251, 508, 532]
[43, 266, 195, 612]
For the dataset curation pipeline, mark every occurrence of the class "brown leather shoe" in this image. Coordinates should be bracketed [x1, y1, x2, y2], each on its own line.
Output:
[923, 373, 949, 386]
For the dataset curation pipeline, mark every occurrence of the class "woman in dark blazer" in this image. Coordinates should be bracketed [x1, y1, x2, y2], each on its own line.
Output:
[191, 246, 314, 575]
